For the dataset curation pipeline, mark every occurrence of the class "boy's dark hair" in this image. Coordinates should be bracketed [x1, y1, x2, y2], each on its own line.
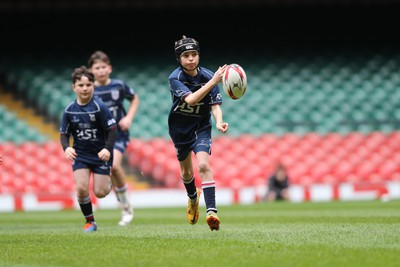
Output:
[72, 66, 95, 84]
[88, 50, 111, 67]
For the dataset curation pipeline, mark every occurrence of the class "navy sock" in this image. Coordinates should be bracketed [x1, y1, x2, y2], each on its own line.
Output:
[78, 196, 94, 222]
[202, 181, 217, 213]
[182, 176, 197, 200]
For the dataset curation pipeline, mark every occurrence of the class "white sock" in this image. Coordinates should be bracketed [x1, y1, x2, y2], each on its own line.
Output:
[115, 185, 129, 206]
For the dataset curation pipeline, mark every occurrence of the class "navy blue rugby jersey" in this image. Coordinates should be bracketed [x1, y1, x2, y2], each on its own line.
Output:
[60, 96, 117, 164]
[94, 79, 135, 137]
[168, 66, 222, 145]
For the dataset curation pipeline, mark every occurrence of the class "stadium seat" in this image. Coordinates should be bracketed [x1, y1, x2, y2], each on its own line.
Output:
[124, 131, 400, 187]
[4, 48, 400, 191]
[0, 141, 74, 194]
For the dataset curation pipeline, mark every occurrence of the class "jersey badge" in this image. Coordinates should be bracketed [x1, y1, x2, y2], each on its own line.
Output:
[89, 113, 96, 122]
[111, 90, 120, 100]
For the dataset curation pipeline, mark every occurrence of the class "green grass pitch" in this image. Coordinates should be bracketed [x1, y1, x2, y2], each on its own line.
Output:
[1, 200, 399, 267]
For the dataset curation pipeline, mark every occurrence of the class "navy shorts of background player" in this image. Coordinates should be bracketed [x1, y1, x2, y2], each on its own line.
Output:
[94, 79, 135, 153]
[60, 96, 117, 175]
[168, 66, 222, 160]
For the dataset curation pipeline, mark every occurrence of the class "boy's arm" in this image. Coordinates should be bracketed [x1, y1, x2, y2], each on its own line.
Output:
[211, 104, 229, 133]
[98, 126, 117, 162]
[119, 95, 140, 131]
[104, 126, 118, 153]
[60, 133, 77, 161]
[60, 133, 70, 151]
[184, 65, 227, 106]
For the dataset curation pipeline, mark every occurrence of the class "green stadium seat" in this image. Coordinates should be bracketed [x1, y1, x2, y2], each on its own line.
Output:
[0, 105, 49, 143]
[3, 48, 400, 139]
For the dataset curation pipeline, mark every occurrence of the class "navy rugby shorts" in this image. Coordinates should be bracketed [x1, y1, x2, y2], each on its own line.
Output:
[72, 159, 112, 175]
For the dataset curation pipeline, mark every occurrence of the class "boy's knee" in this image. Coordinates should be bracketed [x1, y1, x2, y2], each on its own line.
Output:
[198, 162, 210, 173]
[94, 188, 110, 198]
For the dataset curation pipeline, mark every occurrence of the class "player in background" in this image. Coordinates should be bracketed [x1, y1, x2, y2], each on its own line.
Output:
[60, 66, 117, 232]
[168, 35, 228, 231]
[88, 51, 140, 226]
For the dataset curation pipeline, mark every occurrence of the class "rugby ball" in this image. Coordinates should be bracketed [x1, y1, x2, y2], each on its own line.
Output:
[222, 63, 247, 100]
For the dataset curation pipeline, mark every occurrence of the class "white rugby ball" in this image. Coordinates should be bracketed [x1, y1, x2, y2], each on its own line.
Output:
[222, 63, 247, 100]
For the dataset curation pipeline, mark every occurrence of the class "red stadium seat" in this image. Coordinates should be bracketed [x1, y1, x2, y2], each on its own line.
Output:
[113, 133, 400, 187]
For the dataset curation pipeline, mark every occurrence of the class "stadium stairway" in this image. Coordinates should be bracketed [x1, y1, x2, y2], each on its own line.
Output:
[0, 86, 58, 141]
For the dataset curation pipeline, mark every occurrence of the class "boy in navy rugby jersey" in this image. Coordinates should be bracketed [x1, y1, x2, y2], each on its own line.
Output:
[168, 35, 228, 231]
[60, 66, 117, 232]
[88, 51, 139, 226]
